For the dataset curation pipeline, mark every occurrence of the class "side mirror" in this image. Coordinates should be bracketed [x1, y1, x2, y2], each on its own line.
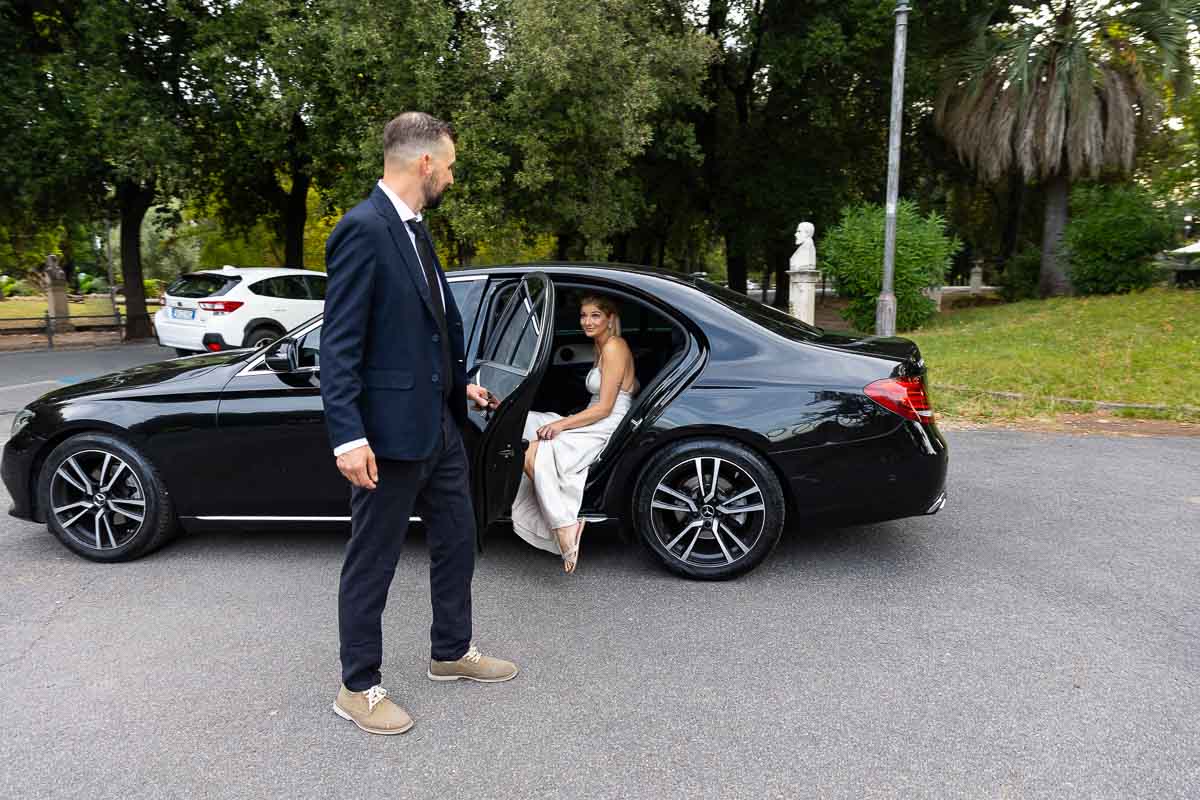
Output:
[264, 339, 298, 373]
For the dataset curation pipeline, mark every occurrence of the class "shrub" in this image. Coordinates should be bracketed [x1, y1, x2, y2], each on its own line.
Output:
[0, 274, 15, 298]
[1064, 185, 1173, 295]
[6, 278, 38, 296]
[76, 271, 97, 294]
[821, 200, 961, 332]
[998, 246, 1041, 302]
[143, 278, 165, 299]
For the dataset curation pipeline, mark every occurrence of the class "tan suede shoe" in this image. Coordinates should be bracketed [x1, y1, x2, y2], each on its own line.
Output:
[428, 644, 519, 683]
[332, 684, 414, 735]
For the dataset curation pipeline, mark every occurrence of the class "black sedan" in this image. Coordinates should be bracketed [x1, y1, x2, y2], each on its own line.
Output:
[3, 264, 948, 579]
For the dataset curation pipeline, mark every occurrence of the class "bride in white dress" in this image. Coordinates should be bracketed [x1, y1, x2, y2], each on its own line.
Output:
[510, 294, 637, 573]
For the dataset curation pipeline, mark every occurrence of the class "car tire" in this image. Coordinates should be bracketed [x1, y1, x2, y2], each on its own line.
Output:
[245, 326, 282, 350]
[38, 432, 177, 562]
[633, 438, 785, 580]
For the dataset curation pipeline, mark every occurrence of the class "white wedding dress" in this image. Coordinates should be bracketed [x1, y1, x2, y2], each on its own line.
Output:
[510, 366, 633, 553]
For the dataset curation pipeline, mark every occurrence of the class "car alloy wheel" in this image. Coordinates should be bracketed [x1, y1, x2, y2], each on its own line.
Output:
[39, 433, 177, 562]
[650, 457, 765, 569]
[634, 439, 785, 579]
[50, 449, 146, 552]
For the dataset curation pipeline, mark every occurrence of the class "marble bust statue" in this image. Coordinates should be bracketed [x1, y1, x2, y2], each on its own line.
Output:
[789, 222, 815, 270]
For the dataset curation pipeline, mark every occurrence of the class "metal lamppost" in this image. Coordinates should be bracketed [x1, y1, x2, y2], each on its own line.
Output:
[875, 0, 911, 337]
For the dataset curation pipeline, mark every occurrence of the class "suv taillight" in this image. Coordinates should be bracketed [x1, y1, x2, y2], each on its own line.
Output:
[198, 300, 244, 315]
[864, 377, 934, 424]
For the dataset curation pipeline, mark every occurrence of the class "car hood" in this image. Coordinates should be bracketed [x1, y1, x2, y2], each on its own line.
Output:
[31, 350, 251, 406]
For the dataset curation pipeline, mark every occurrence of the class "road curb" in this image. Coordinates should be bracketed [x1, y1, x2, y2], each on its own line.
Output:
[937, 385, 1200, 415]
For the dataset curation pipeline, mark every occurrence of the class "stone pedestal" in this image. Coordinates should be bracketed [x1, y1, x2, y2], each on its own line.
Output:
[44, 255, 72, 332]
[788, 268, 821, 325]
[969, 261, 984, 294]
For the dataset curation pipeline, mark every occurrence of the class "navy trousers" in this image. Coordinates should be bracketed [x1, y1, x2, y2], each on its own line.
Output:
[338, 408, 475, 691]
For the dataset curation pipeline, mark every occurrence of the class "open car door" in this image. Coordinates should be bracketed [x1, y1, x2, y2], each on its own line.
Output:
[469, 273, 555, 547]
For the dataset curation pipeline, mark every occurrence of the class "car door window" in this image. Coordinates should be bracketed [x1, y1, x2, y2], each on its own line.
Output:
[278, 277, 310, 300]
[486, 281, 546, 373]
[447, 278, 484, 341]
[305, 275, 327, 300]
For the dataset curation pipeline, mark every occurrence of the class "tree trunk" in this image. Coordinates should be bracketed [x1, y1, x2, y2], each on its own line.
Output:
[1002, 172, 1024, 261]
[116, 179, 156, 339]
[283, 168, 310, 267]
[1039, 173, 1071, 297]
[772, 244, 791, 310]
[725, 229, 748, 293]
[283, 111, 311, 267]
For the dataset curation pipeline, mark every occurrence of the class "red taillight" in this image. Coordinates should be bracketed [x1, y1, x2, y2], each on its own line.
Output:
[864, 377, 934, 424]
[198, 300, 244, 314]
[206, 342, 223, 352]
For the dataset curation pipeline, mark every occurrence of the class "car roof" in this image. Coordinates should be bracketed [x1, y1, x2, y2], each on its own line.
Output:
[449, 261, 707, 289]
[183, 266, 326, 279]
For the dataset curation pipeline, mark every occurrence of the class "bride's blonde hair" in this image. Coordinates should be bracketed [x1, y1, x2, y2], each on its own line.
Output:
[580, 293, 621, 337]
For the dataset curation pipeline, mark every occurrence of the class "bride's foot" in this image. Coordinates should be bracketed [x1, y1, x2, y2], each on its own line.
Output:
[555, 520, 586, 574]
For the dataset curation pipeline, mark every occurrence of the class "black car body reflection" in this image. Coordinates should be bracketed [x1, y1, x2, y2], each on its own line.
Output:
[3, 264, 948, 579]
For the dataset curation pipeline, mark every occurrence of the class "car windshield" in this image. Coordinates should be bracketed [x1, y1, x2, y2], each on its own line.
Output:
[167, 273, 240, 298]
[696, 279, 823, 339]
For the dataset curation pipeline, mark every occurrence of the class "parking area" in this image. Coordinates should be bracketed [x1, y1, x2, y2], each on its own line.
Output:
[2, 407, 1197, 797]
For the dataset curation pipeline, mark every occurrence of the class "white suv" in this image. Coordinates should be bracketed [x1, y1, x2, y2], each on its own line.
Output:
[155, 266, 327, 355]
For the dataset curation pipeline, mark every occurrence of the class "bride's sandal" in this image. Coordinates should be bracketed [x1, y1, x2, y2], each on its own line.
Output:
[556, 520, 586, 574]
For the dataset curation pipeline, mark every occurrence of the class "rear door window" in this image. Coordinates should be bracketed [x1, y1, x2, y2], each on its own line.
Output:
[448, 278, 485, 342]
[167, 273, 240, 298]
[305, 275, 327, 300]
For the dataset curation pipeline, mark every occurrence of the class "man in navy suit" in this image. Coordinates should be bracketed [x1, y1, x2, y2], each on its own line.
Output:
[321, 112, 518, 736]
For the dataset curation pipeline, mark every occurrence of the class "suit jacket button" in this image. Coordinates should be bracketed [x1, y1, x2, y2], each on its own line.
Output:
[432, 334, 440, 343]
[432, 374, 440, 383]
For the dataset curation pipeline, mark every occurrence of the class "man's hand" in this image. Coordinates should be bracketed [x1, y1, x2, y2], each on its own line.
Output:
[336, 444, 378, 490]
[467, 383, 499, 410]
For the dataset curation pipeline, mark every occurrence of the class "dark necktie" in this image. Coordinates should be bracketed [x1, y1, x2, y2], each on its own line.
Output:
[406, 219, 452, 400]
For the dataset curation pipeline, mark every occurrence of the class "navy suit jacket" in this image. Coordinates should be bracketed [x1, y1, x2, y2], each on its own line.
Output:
[320, 185, 468, 461]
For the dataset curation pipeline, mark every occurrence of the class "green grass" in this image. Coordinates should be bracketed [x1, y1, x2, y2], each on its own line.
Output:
[0, 296, 157, 326]
[908, 287, 1200, 423]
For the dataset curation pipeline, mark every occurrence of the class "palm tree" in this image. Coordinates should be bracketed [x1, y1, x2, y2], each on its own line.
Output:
[935, 1, 1194, 296]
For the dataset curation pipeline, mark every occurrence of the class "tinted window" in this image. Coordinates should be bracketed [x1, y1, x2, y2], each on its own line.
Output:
[167, 273, 240, 298]
[698, 279, 822, 338]
[248, 278, 275, 298]
[305, 275, 327, 300]
[250, 276, 309, 300]
[485, 278, 546, 373]
[277, 277, 310, 299]
[448, 278, 484, 336]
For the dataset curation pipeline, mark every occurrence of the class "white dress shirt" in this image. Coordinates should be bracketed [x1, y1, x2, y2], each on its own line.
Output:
[332, 180, 448, 457]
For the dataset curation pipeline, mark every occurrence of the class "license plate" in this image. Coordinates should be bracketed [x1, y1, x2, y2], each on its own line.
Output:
[171, 307, 195, 320]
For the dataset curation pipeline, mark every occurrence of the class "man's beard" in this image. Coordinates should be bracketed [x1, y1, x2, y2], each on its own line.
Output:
[423, 175, 446, 210]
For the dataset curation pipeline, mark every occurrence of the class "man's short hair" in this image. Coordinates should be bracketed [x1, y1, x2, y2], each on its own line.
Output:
[383, 112, 456, 164]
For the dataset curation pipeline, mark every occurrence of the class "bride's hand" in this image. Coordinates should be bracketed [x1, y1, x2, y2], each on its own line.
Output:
[537, 421, 566, 440]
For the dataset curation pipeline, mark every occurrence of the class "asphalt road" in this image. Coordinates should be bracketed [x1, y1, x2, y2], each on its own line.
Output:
[1, 347, 1198, 798]
[0, 343, 176, 415]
